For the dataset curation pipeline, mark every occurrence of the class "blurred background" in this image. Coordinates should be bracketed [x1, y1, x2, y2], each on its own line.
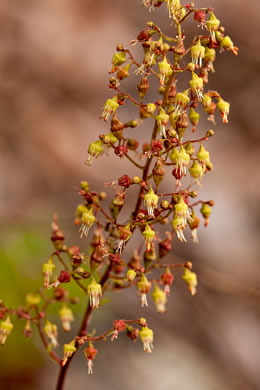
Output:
[0, 0, 260, 389]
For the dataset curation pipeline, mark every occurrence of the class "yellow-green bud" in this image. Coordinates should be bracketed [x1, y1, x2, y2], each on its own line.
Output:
[151, 285, 167, 313]
[0, 317, 13, 345]
[182, 268, 197, 296]
[127, 269, 136, 282]
[112, 51, 126, 66]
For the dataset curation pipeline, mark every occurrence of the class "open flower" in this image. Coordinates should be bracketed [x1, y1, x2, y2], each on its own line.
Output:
[0, 317, 13, 345]
[137, 274, 152, 307]
[189, 72, 204, 101]
[44, 319, 58, 348]
[42, 258, 56, 288]
[174, 196, 192, 224]
[116, 224, 132, 253]
[144, 186, 159, 218]
[100, 96, 119, 122]
[84, 343, 98, 375]
[216, 98, 230, 123]
[87, 277, 102, 309]
[139, 326, 154, 353]
[156, 107, 170, 138]
[58, 304, 74, 332]
[206, 12, 220, 41]
[62, 339, 77, 367]
[79, 208, 96, 238]
[182, 267, 198, 296]
[158, 56, 171, 86]
[142, 224, 155, 252]
[191, 39, 205, 67]
[151, 284, 167, 313]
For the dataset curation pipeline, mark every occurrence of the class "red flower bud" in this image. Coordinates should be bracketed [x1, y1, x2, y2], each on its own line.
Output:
[118, 175, 131, 188]
[58, 270, 71, 284]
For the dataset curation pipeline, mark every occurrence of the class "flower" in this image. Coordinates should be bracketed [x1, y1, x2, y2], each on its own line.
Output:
[200, 203, 212, 227]
[137, 274, 152, 307]
[142, 224, 155, 252]
[62, 339, 77, 367]
[84, 343, 98, 374]
[156, 107, 170, 138]
[188, 209, 200, 244]
[100, 96, 119, 122]
[139, 326, 154, 353]
[171, 215, 187, 242]
[196, 144, 210, 172]
[116, 224, 132, 253]
[182, 267, 198, 296]
[206, 13, 220, 41]
[44, 319, 58, 348]
[174, 89, 190, 115]
[174, 196, 192, 224]
[127, 269, 136, 282]
[111, 320, 126, 341]
[216, 98, 230, 124]
[189, 160, 204, 185]
[191, 39, 205, 67]
[151, 284, 167, 313]
[220, 36, 238, 56]
[58, 304, 74, 332]
[79, 208, 96, 238]
[85, 140, 104, 166]
[0, 317, 13, 345]
[158, 56, 171, 85]
[189, 72, 204, 101]
[160, 267, 174, 296]
[144, 186, 159, 218]
[175, 146, 190, 176]
[87, 277, 102, 308]
[42, 258, 56, 288]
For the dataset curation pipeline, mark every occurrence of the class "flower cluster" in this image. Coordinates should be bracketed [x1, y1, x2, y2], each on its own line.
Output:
[0, 2, 237, 389]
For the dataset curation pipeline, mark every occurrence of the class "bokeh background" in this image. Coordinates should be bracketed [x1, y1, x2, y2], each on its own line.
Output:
[0, 0, 260, 389]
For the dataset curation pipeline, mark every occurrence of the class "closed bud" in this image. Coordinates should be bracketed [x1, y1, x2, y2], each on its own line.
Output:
[152, 284, 167, 313]
[137, 77, 149, 99]
[112, 51, 126, 66]
[42, 258, 56, 288]
[152, 159, 165, 188]
[142, 224, 155, 252]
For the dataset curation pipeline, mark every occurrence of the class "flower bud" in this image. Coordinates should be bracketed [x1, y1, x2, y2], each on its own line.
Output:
[126, 326, 139, 342]
[117, 63, 130, 80]
[158, 233, 172, 258]
[188, 209, 200, 243]
[143, 242, 156, 270]
[112, 51, 126, 66]
[220, 36, 238, 55]
[189, 108, 200, 132]
[194, 11, 206, 24]
[137, 77, 150, 99]
[146, 103, 157, 115]
[126, 139, 139, 151]
[200, 203, 212, 226]
[110, 191, 126, 219]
